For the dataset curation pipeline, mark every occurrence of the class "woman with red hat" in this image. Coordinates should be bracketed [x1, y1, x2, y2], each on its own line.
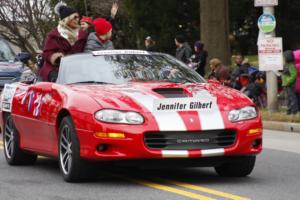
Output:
[39, 2, 88, 82]
[84, 18, 114, 52]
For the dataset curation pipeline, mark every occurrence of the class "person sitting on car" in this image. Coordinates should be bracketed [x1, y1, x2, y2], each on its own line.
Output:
[84, 18, 114, 52]
[39, 2, 88, 82]
[80, 16, 94, 32]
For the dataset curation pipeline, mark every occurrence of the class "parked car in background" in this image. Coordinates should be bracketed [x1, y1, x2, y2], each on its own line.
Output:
[0, 35, 35, 89]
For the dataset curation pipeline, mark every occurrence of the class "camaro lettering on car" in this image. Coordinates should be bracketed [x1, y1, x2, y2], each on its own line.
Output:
[176, 138, 211, 144]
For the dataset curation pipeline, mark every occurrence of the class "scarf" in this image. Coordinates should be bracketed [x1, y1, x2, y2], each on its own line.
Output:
[57, 16, 79, 46]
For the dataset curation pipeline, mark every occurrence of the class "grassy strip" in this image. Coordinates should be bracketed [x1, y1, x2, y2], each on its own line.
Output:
[260, 109, 300, 123]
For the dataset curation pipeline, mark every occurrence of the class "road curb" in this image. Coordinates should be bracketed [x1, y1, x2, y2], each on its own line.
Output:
[263, 121, 300, 133]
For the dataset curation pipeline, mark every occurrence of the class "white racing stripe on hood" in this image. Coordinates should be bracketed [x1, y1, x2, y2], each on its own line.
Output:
[123, 91, 186, 131]
[194, 91, 224, 130]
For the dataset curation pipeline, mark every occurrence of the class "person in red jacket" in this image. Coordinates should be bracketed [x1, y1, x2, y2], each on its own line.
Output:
[39, 2, 88, 82]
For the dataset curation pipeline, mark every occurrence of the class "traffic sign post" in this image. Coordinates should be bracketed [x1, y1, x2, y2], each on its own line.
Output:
[256, 1, 279, 112]
[257, 13, 276, 33]
[255, 0, 278, 7]
[258, 37, 283, 71]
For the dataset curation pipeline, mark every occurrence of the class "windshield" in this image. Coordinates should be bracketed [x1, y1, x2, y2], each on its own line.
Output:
[0, 39, 15, 62]
[57, 53, 205, 85]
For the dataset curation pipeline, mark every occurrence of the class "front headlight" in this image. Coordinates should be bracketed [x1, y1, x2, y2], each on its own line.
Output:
[20, 69, 36, 82]
[95, 109, 144, 124]
[228, 106, 257, 122]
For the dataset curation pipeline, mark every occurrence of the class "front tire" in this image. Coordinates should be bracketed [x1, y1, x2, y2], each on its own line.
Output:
[214, 156, 256, 177]
[3, 114, 37, 165]
[58, 116, 93, 182]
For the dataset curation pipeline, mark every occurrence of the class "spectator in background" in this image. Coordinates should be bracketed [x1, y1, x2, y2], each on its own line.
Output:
[145, 36, 157, 52]
[16, 52, 38, 75]
[293, 50, 300, 112]
[84, 18, 114, 52]
[282, 50, 298, 115]
[230, 54, 250, 90]
[189, 41, 208, 76]
[175, 34, 192, 64]
[39, 2, 88, 82]
[207, 58, 230, 85]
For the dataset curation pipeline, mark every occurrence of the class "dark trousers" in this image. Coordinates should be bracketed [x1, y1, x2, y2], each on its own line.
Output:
[285, 87, 299, 114]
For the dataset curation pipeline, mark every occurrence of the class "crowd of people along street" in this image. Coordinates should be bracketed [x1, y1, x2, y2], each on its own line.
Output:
[19, 2, 300, 115]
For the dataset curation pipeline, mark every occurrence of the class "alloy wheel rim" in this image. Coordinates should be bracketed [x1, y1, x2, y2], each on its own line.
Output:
[60, 125, 72, 175]
[4, 116, 14, 159]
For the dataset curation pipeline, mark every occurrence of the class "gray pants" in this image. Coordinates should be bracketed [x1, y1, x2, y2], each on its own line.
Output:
[285, 87, 299, 114]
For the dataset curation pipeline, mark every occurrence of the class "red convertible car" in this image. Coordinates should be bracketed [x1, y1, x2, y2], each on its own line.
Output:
[0, 50, 262, 182]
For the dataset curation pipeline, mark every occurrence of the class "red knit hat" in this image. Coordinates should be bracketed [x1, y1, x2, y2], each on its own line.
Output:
[93, 18, 112, 36]
[80, 16, 93, 25]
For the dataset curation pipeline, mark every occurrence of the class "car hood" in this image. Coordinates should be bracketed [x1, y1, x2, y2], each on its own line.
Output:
[67, 82, 253, 113]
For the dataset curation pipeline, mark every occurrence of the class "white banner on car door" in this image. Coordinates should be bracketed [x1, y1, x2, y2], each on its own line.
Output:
[1, 84, 17, 112]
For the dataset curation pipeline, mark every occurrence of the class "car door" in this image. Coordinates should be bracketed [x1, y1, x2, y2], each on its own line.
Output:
[13, 82, 56, 154]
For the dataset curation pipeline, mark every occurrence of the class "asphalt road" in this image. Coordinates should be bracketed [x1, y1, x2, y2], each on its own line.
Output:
[0, 129, 300, 200]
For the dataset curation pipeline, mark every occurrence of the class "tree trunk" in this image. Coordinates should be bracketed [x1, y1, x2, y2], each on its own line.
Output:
[200, 0, 230, 65]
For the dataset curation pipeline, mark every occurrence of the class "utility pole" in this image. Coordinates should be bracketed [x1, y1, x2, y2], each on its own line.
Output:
[255, 0, 280, 112]
[264, 6, 278, 112]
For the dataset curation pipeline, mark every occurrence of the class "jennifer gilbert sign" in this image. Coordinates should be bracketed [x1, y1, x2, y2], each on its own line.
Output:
[153, 97, 217, 112]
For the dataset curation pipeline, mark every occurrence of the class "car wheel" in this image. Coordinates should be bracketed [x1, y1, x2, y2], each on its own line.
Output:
[58, 116, 94, 182]
[3, 114, 37, 165]
[214, 156, 256, 177]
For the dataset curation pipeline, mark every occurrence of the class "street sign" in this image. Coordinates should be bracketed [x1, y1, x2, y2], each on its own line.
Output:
[255, 0, 278, 7]
[258, 37, 283, 71]
[258, 14, 276, 33]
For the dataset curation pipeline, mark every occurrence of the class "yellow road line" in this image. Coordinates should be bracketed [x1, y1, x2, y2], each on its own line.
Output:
[125, 177, 216, 200]
[0, 138, 249, 200]
[111, 173, 250, 200]
[165, 180, 250, 200]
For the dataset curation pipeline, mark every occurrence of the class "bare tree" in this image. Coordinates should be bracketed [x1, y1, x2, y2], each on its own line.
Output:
[87, 0, 116, 17]
[0, 0, 56, 54]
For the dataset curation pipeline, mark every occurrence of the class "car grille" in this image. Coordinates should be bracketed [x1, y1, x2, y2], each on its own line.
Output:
[144, 130, 236, 150]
